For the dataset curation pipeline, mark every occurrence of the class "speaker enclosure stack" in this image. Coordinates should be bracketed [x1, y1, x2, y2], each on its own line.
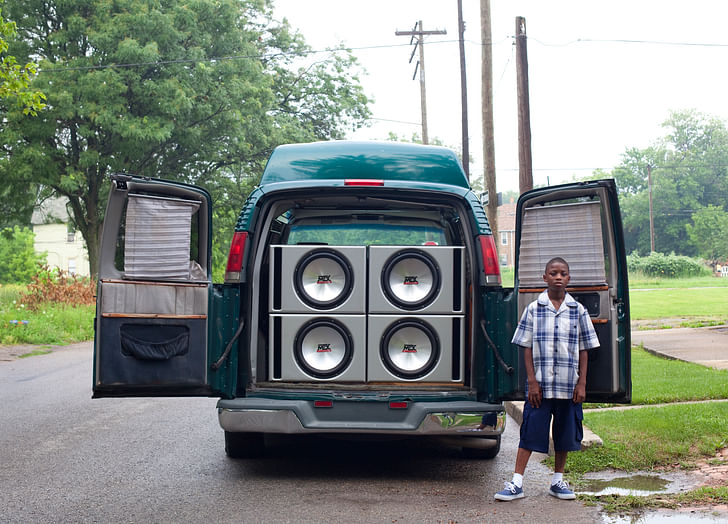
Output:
[367, 246, 465, 383]
[269, 246, 366, 382]
[268, 245, 466, 384]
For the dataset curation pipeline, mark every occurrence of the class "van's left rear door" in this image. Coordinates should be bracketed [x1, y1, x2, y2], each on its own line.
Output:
[93, 175, 238, 398]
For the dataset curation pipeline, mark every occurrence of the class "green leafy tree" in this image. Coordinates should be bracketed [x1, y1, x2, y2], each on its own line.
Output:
[602, 110, 728, 256]
[2, 0, 370, 277]
[686, 205, 728, 262]
[0, 226, 45, 283]
[0, 7, 45, 115]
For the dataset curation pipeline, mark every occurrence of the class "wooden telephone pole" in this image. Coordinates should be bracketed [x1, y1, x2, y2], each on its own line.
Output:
[457, 0, 470, 177]
[515, 16, 533, 193]
[480, 0, 497, 242]
[395, 22, 446, 145]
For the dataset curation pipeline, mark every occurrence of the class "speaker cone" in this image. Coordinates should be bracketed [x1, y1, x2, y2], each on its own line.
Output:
[294, 250, 353, 309]
[380, 319, 440, 379]
[381, 250, 440, 310]
[294, 318, 353, 379]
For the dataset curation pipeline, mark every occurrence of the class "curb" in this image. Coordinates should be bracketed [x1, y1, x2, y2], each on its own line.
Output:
[505, 401, 603, 455]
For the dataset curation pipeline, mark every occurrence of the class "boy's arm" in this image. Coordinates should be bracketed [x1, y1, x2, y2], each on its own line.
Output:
[523, 346, 542, 408]
[573, 349, 588, 403]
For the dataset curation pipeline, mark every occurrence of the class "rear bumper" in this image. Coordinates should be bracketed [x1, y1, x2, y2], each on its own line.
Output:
[217, 398, 506, 437]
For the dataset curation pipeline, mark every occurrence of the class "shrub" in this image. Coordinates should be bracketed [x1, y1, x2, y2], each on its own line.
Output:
[0, 227, 46, 283]
[19, 265, 95, 310]
[627, 252, 712, 278]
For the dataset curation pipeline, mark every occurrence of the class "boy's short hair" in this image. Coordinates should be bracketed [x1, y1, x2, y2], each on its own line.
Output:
[545, 257, 569, 273]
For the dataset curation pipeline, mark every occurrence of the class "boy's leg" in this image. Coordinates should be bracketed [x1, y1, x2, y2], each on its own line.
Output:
[515, 447, 532, 474]
[554, 450, 567, 473]
[548, 400, 581, 500]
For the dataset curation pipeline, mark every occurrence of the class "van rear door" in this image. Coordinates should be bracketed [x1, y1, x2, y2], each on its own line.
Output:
[92, 175, 238, 398]
[496, 179, 631, 403]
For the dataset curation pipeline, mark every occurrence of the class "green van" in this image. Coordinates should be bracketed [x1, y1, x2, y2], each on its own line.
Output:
[93, 141, 630, 458]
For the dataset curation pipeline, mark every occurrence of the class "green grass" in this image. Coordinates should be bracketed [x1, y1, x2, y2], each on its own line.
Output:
[625, 348, 728, 404]
[629, 286, 728, 320]
[629, 274, 728, 288]
[569, 402, 728, 474]
[0, 285, 94, 345]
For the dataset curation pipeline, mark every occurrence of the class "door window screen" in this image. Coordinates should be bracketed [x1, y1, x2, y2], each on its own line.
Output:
[123, 195, 200, 280]
[518, 201, 606, 287]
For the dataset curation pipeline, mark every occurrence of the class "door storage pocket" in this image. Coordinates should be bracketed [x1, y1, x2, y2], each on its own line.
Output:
[121, 328, 189, 360]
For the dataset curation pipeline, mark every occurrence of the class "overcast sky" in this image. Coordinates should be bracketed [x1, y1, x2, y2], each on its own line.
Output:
[273, 0, 728, 192]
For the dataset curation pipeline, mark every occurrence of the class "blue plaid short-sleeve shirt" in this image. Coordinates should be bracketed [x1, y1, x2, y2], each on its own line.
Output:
[511, 291, 600, 399]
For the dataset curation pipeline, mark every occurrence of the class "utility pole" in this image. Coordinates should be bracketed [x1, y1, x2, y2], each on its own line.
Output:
[515, 16, 533, 193]
[395, 22, 446, 145]
[647, 164, 655, 252]
[457, 0, 470, 177]
[480, 0, 497, 243]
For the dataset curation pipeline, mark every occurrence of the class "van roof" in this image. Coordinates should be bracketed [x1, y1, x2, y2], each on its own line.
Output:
[259, 141, 470, 189]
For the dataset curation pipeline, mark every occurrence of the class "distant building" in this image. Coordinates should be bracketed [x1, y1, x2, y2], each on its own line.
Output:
[31, 197, 90, 277]
[496, 201, 517, 268]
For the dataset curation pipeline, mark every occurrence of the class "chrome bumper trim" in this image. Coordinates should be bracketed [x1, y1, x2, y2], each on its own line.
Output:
[217, 398, 506, 437]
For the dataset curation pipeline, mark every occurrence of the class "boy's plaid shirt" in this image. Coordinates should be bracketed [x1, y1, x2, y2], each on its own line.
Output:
[511, 291, 600, 399]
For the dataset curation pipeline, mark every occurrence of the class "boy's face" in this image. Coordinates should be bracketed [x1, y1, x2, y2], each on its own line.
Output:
[543, 261, 570, 291]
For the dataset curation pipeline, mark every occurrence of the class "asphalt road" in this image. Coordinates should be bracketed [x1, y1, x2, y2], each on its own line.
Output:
[0, 343, 603, 523]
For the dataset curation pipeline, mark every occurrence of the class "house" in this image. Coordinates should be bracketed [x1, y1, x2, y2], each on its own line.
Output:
[31, 197, 90, 277]
[496, 201, 517, 268]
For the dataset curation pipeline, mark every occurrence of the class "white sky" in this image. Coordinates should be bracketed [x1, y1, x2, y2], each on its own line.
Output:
[273, 0, 728, 192]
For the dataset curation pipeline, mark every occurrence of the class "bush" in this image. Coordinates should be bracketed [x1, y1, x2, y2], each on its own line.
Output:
[19, 265, 95, 310]
[627, 252, 712, 278]
[0, 227, 46, 283]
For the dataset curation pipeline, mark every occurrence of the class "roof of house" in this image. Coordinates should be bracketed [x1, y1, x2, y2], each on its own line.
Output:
[31, 197, 70, 225]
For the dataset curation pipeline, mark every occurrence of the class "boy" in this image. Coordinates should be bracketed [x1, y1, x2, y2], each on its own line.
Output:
[494, 257, 599, 501]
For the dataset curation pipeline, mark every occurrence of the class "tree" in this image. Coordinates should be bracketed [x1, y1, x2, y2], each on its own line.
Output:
[2, 0, 371, 277]
[0, 226, 45, 283]
[603, 110, 728, 256]
[0, 8, 45, 115]
[686, 205, 728, 263]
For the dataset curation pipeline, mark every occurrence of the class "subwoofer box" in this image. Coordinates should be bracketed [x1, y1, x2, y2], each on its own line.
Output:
[368, 246, 464, 314]
[367, 315, 464, 383]
[269, 245, 366, 314]
[269, 314, 366, 382]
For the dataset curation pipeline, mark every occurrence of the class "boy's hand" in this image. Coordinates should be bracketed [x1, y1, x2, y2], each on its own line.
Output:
[527, 379, 542, 408]
[573, 382, 586, 403]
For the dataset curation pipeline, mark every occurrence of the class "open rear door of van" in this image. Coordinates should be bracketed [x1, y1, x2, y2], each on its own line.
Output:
[93, 175, 239, 398]
[498, 179, 631, 403]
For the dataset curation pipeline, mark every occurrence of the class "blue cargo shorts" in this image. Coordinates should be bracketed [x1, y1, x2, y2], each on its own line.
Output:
[519, 398, 583, 453]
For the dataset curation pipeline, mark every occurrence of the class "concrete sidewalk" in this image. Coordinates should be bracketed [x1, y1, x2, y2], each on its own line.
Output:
[631, 325, 728, 370]
[506, 323, 728, 452]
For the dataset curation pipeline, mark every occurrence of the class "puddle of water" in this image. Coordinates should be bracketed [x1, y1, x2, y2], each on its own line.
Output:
[604, 511, 727, 523]
[580, 474, 670, 496]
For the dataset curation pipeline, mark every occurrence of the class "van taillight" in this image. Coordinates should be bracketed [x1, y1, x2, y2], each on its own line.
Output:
[478, 235, 501, 285]
[225, 231, 248, 282]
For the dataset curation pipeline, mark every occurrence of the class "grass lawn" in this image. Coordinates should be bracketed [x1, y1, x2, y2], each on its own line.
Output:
[623, 348, 728, 404]
[629, 286, 728, 320]
[0, 284, 94, 345]
[572, 402, 728, 474]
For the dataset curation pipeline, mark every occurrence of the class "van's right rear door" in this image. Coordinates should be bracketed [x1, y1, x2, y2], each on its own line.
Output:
[505, 179, 631, 403]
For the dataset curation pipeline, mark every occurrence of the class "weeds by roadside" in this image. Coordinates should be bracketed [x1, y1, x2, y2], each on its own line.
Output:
[0, 267, 95, 345]
[580, 486, 728, 516]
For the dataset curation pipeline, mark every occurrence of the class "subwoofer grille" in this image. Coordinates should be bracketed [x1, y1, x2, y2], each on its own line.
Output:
[294, 250, 354, 310]
[294, 318, 353, 379]
[380, 319, 440, 379]
[381, 250, 440, 311]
